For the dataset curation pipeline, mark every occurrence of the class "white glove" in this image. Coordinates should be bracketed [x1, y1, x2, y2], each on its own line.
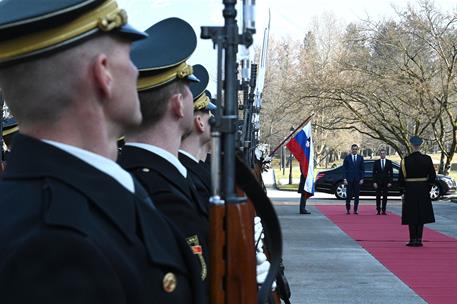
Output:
[254, 216, 264, 248]
[253, 217, 277, 290]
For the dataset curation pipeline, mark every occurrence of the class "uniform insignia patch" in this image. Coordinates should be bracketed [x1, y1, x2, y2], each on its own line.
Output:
[186, 235, 207, 280]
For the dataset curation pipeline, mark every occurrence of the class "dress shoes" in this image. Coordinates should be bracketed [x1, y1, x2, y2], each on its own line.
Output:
[406, 239, 423, 247]
[353, 211, 358, 215]
[376, 211, 380, 215]
[300, 210, 311, 215]
[406, 240, 415, 247]
[382, 211, 387, 215]
[346, 210, 350, 215]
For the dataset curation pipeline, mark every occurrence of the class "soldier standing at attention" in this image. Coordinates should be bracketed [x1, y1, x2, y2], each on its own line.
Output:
[0, 1, 204, 303]
[399, 136, 436, 247]
[117, 18, 210, 301]
[179, 64, 216, 214]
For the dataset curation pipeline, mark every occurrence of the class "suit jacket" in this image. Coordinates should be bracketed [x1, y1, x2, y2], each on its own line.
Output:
[343, 154, 365, 182]
[179, 152, 211, 214]
[373, 158, 393, 185]
[399, 151, 436, 225]
[0, 134, 204, 304]
[118, 146, 210, 285]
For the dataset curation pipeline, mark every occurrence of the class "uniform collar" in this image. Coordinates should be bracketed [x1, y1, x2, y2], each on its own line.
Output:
[43, 139, 134, 193]
[126, 142, 187, 178]
[179, 149, 199, 163]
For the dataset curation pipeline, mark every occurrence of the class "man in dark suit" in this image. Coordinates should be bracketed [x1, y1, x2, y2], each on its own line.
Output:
[179, 65, 215, 213]
[373, 148, 393, 215]
[0, 2, 204, 303]
[399, 136, 436, 247]
[343, 144, 365, 214]
[118, 18, 210, 292]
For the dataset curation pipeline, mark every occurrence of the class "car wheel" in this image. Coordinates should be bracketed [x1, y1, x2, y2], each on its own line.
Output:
[429, 183, 441, 200]
[335, 182, 347, 200]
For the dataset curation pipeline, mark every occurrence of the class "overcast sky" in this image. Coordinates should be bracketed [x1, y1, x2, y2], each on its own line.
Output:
[117, 0, 457, 92]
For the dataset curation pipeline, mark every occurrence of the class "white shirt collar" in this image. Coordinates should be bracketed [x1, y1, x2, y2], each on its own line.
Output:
[126, 143, 187, 178]
[43, 139, 135, 193]
[179, 149, 199, 163]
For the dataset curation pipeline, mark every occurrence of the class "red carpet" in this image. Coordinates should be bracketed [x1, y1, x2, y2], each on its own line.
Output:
[316, 205, 457, 304]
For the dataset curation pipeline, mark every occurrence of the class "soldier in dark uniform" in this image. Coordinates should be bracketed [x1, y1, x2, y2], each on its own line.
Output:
[179, 65, 216, 214]
[399, 136, 436, 247]
[0, 1, 204, 303]
[117, 18, 210, 299]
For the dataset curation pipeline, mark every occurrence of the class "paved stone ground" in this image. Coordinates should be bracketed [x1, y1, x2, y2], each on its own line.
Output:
[269, 188, 457, 304]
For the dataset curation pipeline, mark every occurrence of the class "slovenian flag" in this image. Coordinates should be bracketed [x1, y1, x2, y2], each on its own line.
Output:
[285, 122, 314, 197]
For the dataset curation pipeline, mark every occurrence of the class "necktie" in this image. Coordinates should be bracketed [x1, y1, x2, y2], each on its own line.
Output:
[381, 160, 384, 170]
[353, 155, 356, 164]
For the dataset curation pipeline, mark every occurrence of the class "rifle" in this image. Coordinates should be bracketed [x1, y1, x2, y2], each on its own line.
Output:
[202, 1, 282, 303]
[240, 63, 257, 168]
[1, 90, 5, 173]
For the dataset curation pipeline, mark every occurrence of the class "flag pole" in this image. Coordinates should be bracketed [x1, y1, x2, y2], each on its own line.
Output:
[268, 113, 314, 158]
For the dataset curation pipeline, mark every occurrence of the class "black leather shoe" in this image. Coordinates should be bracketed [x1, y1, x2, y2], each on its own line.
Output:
[300, 210, 311, 214]
[415, 239, 423, 247]
[406, 241, 415, 247]
[354, 211, 358, 215]
[346, 210, 350, 215]
[376, 211, 380, 215]
[382, 211, 387, 215]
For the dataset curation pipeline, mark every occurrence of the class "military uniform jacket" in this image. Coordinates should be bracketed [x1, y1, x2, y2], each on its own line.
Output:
[179, 152, 211, 214]
[399, 151, 436, 225]
[118, 146, 210, 285]
[0, 134, 204, 304]
[373, 159, 393, 185]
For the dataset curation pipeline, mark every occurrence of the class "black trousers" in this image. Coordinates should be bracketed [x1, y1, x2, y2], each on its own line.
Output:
[346, 180, 361, 211]
[408, 224, 424, 241]
[299, 193, 307, 212]
[376, 185, 388, 212]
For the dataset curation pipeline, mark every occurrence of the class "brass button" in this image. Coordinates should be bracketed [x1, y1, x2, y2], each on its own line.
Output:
[162, 272, 177, 293]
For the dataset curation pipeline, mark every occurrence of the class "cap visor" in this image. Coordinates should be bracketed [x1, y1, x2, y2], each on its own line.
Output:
[118, 23, 148, 41]
[206, 101, 217, 111]
[187, 74, 200, 83]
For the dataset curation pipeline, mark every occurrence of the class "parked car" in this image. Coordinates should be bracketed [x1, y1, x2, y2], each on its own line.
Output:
[315, 160, 456, 200]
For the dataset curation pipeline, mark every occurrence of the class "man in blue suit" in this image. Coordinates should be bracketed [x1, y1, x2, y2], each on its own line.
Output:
[343, 144, 365, 214]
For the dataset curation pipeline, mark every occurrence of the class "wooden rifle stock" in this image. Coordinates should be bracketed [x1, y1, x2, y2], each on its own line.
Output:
[209, 191, 257, 304]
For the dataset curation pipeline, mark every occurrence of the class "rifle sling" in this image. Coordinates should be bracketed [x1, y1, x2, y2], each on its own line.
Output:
[235, 156, 282, 304]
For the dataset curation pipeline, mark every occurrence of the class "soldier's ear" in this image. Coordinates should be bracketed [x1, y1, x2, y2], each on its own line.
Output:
[194, 115, 205, 133]
[170, 93, 185, 118]
[93, 53, 113, 99]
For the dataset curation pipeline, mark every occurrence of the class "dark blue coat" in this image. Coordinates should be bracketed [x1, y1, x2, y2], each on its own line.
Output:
[118, 145, 210, 299]
[399, 151, 436, 225]
[343, 154, 365, 182]
[0, 134, 204, 304]
[179, 152, 212, 214]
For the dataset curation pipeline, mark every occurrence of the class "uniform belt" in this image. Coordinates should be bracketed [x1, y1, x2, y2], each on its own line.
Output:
[405, 177, 428, 182]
